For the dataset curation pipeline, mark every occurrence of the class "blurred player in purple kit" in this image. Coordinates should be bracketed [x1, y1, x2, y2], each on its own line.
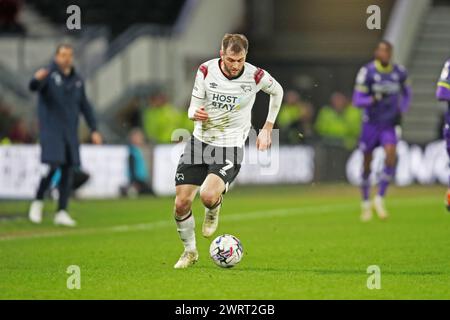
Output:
[352, 40, 412, 221]
[436, 59, 450, 211]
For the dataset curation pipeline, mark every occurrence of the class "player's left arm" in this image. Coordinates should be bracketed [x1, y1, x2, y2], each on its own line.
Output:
[80, 82, 102, 144]
[352, 66, 374, 108]
[257, 69, 284, 151]
[436, 60, 450, 101]
[399, 66, 412, 113]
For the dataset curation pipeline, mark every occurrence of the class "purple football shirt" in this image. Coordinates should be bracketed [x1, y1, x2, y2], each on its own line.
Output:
[437, 59, 450, 124]
[352, 60, 411, 126]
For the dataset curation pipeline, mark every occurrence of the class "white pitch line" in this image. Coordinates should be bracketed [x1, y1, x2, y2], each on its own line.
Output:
[0, 203, 352, 242]
[0, 196, 437, 242]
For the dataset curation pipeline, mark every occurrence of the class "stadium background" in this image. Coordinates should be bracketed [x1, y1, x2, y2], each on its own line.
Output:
[1, 0, 449, 198]
[1, 0, 450, 301]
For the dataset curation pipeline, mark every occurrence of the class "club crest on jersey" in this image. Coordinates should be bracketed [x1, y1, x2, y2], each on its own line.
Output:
[209, 82, 218, 89]
[374, 73, 382, 82]
[240, 84, 252, 92]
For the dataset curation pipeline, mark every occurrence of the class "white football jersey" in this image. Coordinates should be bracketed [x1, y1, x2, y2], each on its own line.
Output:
[191, 58, 281, 147]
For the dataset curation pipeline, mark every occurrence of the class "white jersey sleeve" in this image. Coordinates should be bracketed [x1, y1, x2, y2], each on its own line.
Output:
[191, 65, 207, 99]
[256, 69, 283, 123]
[188, 65, 208, 119]
[258, 69, 276, 94]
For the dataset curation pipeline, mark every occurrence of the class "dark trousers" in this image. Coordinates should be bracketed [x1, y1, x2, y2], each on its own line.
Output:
[36, 143, 74, 211]
[35, 164, 73, 211]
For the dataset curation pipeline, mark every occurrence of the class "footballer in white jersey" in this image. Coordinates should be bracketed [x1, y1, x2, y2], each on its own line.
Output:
[172, 34, 284, 269]
[190, 58, 281, 147]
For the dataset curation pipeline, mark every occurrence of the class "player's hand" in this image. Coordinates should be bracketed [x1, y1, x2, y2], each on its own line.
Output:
[193, 106, 209, 122]
[34, 68, 49, 81]
[256, 127, 272, 151]
[91, 131, 103, 145]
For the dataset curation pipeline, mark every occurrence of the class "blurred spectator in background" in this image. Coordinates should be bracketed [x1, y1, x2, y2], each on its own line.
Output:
[277, 90, 314, 144]
[121, 128, 153, 197]
[117, 96, 142, 132]
[0, 0, 25, 34]
[0, 101, 36, 143]
[8, 118, 34, 143]
[0, 103, 13, 143]
[27, 43, 102, 227]
[315, 92, 361, 150]
[142, 93, 193, 144]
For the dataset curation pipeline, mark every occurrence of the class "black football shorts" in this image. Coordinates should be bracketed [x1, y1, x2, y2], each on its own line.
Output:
[175, 136, 243, 192]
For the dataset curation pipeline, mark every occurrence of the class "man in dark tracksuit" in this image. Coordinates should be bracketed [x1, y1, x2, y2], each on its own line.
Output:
[28, 44, 102, 227]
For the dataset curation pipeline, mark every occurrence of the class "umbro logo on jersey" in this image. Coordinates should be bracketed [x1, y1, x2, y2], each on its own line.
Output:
[176, 173, 184, 181]
[241, 84, 252, 92]
[209, 82, 218, 89]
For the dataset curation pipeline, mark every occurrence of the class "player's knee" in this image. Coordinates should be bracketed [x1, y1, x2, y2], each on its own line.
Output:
[199, 190, 220, 209]
[174, 196, 192, 216]
[362, 169, 371, 178]
[362, 165, 371, 176]
[363, 154, 372, 168]
[385, 154, 396, 167]
[386, 160, 396, 168]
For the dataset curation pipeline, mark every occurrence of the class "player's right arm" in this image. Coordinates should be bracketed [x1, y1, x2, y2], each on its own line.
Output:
[352, 66, 374, 108]
[436, 60, 450, 101]
[79, 81, 102, 145]
[29, 68, 49, 92]
[188, 65, 209, 122]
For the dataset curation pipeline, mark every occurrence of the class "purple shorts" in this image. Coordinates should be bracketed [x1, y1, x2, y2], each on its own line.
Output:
[359, 123, 397, 154]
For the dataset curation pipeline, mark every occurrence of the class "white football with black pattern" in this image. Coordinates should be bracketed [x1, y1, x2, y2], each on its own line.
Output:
[209, 234, 244, 268]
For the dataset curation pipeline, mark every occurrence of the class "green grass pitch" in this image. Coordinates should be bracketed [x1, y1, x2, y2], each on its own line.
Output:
[0, 184, 449, 299]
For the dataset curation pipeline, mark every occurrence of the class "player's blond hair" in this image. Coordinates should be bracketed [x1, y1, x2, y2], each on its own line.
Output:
[221, 33, 249, 54]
